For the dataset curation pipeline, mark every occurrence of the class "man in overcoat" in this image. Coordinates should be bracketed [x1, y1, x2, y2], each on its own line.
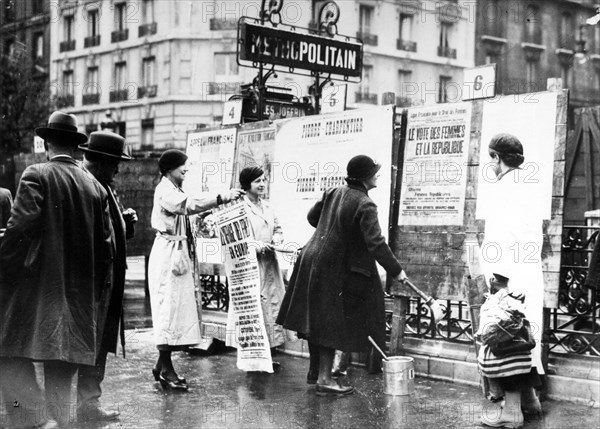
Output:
[276, 155, 408, 397]
[0, 111, 113, 428]
[77, 131, 137, 422]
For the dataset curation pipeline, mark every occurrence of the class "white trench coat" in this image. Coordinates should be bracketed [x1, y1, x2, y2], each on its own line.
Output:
[148, 177, 217, 346]
[481, 168, 545, 374]
[243, 196, 286, 348]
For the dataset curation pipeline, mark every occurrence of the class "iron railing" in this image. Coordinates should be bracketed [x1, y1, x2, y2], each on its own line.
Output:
[200, 226, 600, 357]
[549, 225, 600, 355]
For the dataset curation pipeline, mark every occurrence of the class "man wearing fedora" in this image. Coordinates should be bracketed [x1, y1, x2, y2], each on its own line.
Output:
[0, 111, 113, 428]
[77, 131, 137, 422]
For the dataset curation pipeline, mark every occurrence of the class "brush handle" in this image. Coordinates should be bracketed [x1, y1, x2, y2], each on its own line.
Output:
[402, 279, 434, 302]
[367, 335, 388, 360]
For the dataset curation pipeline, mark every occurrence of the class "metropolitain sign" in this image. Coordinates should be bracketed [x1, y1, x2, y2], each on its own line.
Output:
[238, 20, 363, 80]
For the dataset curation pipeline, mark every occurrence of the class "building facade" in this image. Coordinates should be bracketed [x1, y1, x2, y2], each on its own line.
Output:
[475, 0, 600, 111]
[320, 0, 476, 108]
[48, 0, 476, 153]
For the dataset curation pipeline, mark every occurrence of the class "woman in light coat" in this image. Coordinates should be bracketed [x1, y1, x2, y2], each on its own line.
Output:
[238, 167, 286, 365]
[480, 134, 544, 427]
[148, 149, 243, 390]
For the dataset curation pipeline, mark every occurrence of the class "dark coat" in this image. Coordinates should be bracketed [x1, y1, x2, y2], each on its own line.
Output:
[276, 183, 402, 352]
[0, 187, 12, 229]
[585, 235, 600, 289]
[97, 185, 131, 356]
[0, 158, 113, 366]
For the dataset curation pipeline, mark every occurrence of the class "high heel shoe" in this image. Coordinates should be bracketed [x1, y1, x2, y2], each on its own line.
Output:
[153, 367, 186, 384]
[158, 373, 189, 391]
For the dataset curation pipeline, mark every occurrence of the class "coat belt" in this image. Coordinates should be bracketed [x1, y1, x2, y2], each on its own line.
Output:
[157, 232, 187, 241]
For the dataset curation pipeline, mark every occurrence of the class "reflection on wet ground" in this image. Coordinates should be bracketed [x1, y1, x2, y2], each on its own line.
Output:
[78, 328, 600, 429]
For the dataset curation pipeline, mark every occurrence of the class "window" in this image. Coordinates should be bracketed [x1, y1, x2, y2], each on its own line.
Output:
[438, 22, 456, 58]
[33, 32, 44, 60]
[360, 65, 372, 94]
[142, 57, 156, 87]
[559, 13, 573, 49]
[64, 15, 74, 41]
[524, 5, 540, 44]
[214, 53, 239, 76]
[63, 70, 74, 96]
[115, 61, 127, 89]
[440, 22, 451, 49]
[83, 67, 100, 104]
[359, 5, 373, 34]
[398, 14, 416, 51]
[141, 119, 155, 148]
[142, 0, 154, 23]
[483, 0, 502, 37]
[399, 14, 412, 41]
[438, 75, 451, 103]
[88, 9, 99, 37]
[115, 3, 127, 31]
[398, 70, 412, 97]
[87, 67, 99, 92]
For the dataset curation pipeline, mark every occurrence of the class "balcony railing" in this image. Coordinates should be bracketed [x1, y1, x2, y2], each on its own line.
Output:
[395, 96, 412, 107]
[209, 18, 237, 31]
[84, 35, 101, 48]
[82, 93, 100, 105]
[59, 40, 76, 52]
[138, 22, 157, 37]
[109, 89, 129, 102]
[397, 39, 417, 52]
[56, 94, 74, 108]
[438, 45, 457, 58]
[355, 92, 378, 104]
[356, 31, 378, 46]
[137, 85, 157, 98]
[111, 29, 129, 43]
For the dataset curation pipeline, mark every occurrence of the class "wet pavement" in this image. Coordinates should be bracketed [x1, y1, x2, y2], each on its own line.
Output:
[65, 328, 598, 429]
[4, 261, 597, 428]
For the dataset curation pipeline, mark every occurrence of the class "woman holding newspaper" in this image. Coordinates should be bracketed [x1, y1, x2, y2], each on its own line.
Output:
[239, 166, 286, 368]
[148, 149, 244, 390]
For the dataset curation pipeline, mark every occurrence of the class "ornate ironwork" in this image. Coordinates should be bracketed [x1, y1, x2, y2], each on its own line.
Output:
[400, 225, 600, 357]
[403, 298, 474, 344]
[200, 275, 229, 311]
[549, 225, 600, 355]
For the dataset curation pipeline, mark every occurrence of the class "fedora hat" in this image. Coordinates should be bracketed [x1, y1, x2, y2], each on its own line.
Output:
[78, 131, 132, 160]
[35, 111, 88, 145]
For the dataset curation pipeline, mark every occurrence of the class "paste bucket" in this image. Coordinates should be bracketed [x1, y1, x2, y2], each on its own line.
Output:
[383, 356, 415, 396]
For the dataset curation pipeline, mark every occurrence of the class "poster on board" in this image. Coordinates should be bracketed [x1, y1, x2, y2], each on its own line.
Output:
[399, 103, 472, 226]
[217, 201, 273, 373]
[233, 126, 277, 197]
[185, 127, 237, 264]
[269, 106, 396, 249]
[476, 92, 556, 221]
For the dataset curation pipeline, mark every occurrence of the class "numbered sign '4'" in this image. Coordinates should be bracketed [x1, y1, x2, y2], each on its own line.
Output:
[223, 99, 243, 125]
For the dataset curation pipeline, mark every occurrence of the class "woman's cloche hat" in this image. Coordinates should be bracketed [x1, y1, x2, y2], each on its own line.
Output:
[78, 131, 132, 160]
[35, 111, 88, 145]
